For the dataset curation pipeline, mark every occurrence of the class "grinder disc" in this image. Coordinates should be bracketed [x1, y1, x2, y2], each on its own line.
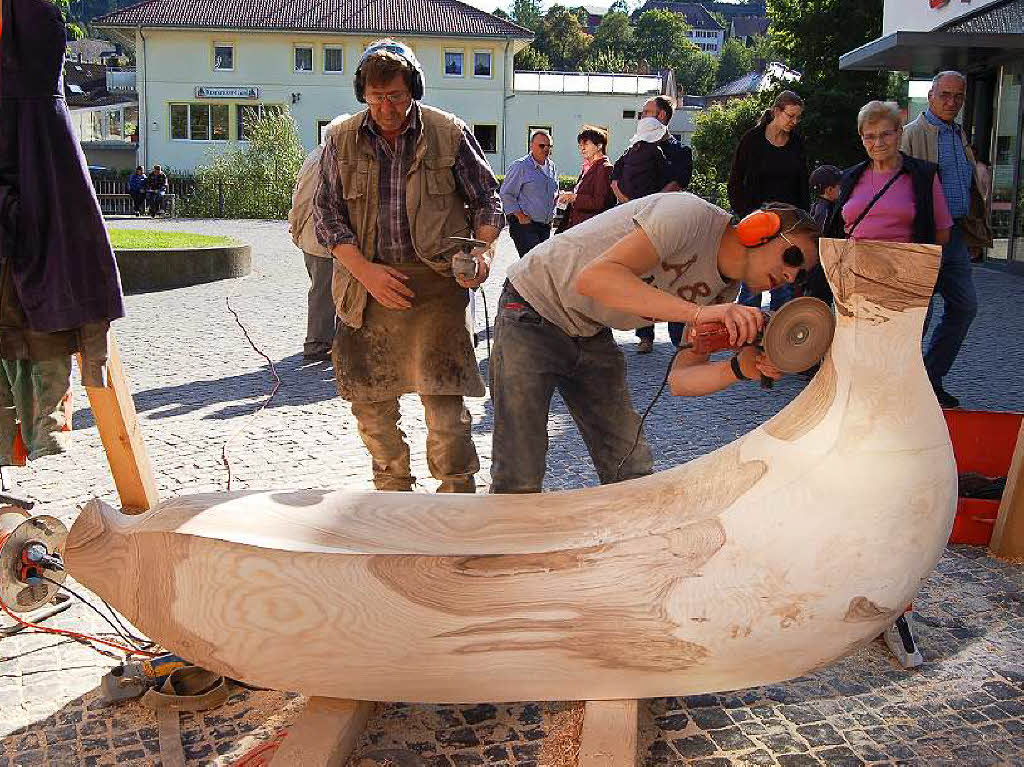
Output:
[762, 297, 836, 374]
[0, 514, 68, 613]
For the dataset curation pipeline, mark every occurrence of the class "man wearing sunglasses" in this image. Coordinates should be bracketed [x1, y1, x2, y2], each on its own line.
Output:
[500, 130, 559, 256]
[313, 39, 503, 494]
[489, 194, 819, 493]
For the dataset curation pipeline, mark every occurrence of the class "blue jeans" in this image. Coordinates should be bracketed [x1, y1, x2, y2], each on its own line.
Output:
[508, 219, 551, 257]
[737, 283, 794, 311]
[923, 224, 977, 389]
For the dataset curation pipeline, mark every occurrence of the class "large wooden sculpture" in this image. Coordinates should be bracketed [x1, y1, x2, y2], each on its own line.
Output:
[63, 239, 957, 704]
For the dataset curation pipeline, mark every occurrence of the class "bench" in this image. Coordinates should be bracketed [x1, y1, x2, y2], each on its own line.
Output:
[98, 192, 177, 217]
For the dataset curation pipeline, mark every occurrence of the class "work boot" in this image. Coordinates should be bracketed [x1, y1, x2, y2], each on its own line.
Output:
[883, 611, 924, 668]
[636, 338, 653, 354]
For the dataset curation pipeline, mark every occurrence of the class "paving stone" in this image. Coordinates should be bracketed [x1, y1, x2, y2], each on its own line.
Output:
[672, 734, 717, 758]
[691, 707, 734, 731]
[813, 745, 864, 766]
[795, 722, 846, 748]
[708, 725, 756, 752]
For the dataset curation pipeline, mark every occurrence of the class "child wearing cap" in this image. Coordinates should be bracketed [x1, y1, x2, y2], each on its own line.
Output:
[809, 165, 842, 231]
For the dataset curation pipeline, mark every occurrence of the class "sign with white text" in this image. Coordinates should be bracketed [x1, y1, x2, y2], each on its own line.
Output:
[195, 86, 260, 100]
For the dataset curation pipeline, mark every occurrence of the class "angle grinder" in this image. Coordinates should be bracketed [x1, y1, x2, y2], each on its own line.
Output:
[0, 506, 69, 614]
[446, 236, 488, 282]
[683, 297, 836, 386]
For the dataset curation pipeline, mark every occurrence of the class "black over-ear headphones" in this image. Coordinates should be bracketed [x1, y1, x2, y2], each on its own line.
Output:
[354, 39, 425, 103]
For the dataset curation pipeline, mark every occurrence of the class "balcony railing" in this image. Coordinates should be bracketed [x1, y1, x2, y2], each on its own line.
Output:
[106, 69, 137, 92]
[513, 71, 663, 95]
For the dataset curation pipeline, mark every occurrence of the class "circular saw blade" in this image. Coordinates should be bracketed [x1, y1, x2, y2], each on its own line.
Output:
[762, 297, 836, 374]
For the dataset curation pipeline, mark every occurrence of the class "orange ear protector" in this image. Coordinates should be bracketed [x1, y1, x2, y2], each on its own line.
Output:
[736, 209, 783, 247]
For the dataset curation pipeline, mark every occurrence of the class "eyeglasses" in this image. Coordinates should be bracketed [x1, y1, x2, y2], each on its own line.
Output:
[861, 129, 898, 145]
[935, 91, 965, 103]
[364, 93, 411, 105]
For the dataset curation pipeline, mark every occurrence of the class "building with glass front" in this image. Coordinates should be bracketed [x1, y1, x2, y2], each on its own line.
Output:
[840, 0, 1024, 274]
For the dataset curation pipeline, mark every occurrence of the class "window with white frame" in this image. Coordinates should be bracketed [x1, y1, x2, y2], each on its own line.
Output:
[324, 45, 344, 73]
[444, 50, 464, 77]
[213, 43, 234, 71]
[473, 51, 492, 78]
[294, 45, 313, 72]
[237, 104, 285, 140]
[170, 103, 229, 141]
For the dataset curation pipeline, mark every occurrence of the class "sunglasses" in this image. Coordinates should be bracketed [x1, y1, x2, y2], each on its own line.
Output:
[780, 232, 809, 285]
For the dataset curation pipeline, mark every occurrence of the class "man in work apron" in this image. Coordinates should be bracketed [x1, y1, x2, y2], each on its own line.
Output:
[312, 39, 502, 492]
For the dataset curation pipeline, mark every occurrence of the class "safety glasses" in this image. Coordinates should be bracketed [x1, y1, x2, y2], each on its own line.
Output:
[779, 231, 808, 285]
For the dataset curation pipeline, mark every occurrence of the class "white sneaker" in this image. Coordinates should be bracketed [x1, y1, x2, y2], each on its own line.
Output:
[884, 612, 924, 668]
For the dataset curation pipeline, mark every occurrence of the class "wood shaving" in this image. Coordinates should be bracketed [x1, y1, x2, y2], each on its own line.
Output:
[539, 701, 584, 767]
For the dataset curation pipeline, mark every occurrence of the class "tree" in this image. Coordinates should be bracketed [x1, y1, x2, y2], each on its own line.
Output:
[607, 0, 629, 13]
[492, 7, 510, 19]
[691, 94, 772, 182]
[716, 37, 754, 87]
[533, 6, 591, 71]
[749, 34, 779, 65]
[592, 11, 634, 59]
[181, 109, 305, 219]
[632, 10, 691, 72]
[767, 0, 890, 168]
[511, 0, 542, 31]
[582, 49, 633, 74]
[514, 45, 551, 72]
[674, 47, 718, 96]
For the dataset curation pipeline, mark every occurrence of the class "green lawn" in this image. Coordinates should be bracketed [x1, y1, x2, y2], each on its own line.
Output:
[107, 229, 237, 249]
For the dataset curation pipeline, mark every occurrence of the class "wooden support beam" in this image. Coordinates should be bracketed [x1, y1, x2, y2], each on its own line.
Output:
[78, 330, 159, 514]
[270, 697, 372, 767]
[990, 420, 1024, 559]
[577, 700, 637, 767]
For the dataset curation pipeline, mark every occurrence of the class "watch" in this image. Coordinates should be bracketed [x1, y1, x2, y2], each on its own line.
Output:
[730, 354, 750, 381]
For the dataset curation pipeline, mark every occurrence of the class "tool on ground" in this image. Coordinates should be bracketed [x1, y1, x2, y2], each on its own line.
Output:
[446, 236, 487, 282]
[100, 652, 189, 703]
[682, 297, 836, 387]
[0, 508, 68, 613]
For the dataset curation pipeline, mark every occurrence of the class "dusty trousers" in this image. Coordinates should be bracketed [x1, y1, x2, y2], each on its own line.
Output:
[489, 283, 653, 493]
[303, 252, 336, 357]
[0, 356, 72, 463]
[351, 396, 478, 492]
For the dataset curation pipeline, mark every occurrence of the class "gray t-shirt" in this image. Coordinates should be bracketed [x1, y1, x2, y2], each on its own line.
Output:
[507, 193, 737, 337]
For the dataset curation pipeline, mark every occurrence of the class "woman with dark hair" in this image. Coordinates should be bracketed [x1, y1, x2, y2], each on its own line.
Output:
[555, 125, 615, 232]
[728, 90, 809, 309]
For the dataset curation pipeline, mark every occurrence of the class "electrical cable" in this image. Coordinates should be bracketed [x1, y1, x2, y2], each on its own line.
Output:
[612, 345, 683, 482]
[0, 592, 162, 658]
[38, 574, 151, 650]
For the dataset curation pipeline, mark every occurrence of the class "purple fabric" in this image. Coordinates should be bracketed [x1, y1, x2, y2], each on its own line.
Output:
[0, 0, 124, 332]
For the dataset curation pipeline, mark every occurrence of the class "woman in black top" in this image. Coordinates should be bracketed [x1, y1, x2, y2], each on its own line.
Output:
[728, 90, 809, 309]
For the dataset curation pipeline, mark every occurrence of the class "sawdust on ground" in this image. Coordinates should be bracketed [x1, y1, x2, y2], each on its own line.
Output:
[539, 701, 585, 767]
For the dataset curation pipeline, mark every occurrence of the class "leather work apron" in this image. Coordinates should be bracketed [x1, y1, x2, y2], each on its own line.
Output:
[332, 265, 485, 403]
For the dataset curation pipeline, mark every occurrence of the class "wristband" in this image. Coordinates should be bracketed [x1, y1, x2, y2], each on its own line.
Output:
[730, 354, 750, 381]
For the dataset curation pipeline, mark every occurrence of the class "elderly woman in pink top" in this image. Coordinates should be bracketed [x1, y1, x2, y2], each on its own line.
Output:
[827, 101, 952, 245]
[825, 100, 952, 673]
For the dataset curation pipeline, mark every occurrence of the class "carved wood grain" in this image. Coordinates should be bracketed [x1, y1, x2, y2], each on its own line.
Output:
[64, 239, 958, 703]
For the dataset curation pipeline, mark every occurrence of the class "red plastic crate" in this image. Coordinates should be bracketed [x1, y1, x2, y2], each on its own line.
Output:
[942, 409, 1024, 545]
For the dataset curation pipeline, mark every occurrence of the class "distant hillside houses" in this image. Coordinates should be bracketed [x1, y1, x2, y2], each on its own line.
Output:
[632, 1, 726, 56]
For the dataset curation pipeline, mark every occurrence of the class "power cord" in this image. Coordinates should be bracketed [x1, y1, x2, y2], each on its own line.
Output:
[612, 345, 683, 482]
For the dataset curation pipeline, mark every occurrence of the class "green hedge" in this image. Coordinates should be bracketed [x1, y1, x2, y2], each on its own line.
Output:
[495, 174, 578, 191]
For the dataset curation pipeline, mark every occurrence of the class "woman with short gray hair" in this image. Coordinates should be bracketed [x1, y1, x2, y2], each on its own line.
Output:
[827, 100, 951, 247]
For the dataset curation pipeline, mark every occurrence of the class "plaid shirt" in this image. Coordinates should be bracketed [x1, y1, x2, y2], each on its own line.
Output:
[314, 103, 503, 264]
[924, 109, 972, 220]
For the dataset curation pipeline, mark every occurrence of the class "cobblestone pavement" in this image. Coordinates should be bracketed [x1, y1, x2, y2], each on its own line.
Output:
[1, 217, 1022, 766]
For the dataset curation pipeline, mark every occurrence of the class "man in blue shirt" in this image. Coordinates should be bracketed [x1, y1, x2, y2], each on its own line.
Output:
[500, 131, 558, 256]
[902, 71, 991, 409]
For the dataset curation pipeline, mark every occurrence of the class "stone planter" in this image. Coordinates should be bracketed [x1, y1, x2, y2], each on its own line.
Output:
[114, 244, 251, 294]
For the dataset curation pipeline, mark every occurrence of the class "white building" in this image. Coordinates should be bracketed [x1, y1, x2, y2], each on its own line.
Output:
[95, 0, 534, 173]
[94, 0, 680, 175]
